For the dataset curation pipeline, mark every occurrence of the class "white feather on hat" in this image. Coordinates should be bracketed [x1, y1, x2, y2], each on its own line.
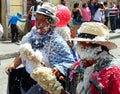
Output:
[70, 22, 117, 50]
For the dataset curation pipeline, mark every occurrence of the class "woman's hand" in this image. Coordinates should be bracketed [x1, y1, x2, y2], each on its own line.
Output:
[5, 64, 15, 75]
[52, 67, 60, 78]
[52, 67, 65, 81]
[5, 55, 22, 75]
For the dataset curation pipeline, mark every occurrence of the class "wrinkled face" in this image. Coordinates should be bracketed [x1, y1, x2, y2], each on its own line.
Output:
[76, 42, 102, 67]
[36, 13, 50, 35]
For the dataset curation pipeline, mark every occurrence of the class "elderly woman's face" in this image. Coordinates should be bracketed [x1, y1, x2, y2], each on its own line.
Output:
[36, 13, 50, 35]
[76, 42, 102, 67]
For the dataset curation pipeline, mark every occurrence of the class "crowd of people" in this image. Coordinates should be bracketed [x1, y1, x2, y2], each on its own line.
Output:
[4, 0, 120, 94]
[71, 0, 120, 36]
[3, 0, 120, 42]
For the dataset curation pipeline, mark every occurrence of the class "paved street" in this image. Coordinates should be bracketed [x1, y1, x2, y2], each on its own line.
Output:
[0, 41, 19, 60]
[110, 38, 120, 58]
[0, 58, 23, 94]
[0, 58, 14, 94]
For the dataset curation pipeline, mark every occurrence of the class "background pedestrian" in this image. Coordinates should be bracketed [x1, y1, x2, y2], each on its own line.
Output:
[8, 12, 26, 42]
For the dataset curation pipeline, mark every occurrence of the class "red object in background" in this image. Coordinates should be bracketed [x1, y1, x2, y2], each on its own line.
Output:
[54, 4, 71, 27]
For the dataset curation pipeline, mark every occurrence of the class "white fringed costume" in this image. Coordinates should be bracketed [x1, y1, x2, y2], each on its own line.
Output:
[19, 43, 63, 94]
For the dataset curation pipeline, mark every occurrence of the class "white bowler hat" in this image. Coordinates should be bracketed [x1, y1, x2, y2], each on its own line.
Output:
[36, 2, 59, 24]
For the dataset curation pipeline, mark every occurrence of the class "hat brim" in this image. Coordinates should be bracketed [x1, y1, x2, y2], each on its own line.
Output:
[36, 11, 59, 24]
[70, 38, 117, 50]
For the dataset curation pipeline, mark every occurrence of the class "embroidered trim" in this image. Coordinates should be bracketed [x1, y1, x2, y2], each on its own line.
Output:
[89, 78, 105, 94]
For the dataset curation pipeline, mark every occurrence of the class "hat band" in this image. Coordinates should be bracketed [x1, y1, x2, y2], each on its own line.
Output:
[78, 33, 97, 39]
[38, 8, 54, 16]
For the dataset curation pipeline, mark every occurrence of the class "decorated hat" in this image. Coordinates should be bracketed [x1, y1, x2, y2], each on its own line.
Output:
[70, 22, 117, 50]
[36, 2, 59, 24]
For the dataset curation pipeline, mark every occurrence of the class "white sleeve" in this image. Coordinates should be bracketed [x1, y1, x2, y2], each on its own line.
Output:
[20, 32, 31, 44]
[54, 26, 71, 42]
[30, 6, 33, 11]
[20, 26, 36, 44]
